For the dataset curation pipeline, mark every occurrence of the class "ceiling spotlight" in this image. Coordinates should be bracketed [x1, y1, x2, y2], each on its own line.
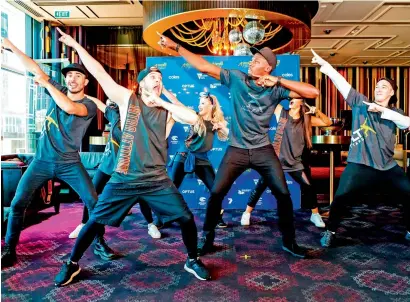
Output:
[323, 29, 332, 34]
[363, 61, 368, 64]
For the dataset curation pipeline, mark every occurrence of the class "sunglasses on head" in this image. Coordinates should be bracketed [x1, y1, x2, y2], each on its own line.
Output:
[199, 92, 214, 105]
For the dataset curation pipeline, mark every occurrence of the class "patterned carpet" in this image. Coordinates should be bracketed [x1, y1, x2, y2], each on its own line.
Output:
[1, 203, 410, 302]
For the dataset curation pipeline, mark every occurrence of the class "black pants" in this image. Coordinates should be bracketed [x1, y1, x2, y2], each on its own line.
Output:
[203, 145, 296, 244]
[70, 183, 198, 261]
[170, 160, 215, 191]
[81, 169, 154, 224]
[328, 163, 410, 232]
[6, 159, 97, 248]
[248, 169, 318, 210]
[152, 158, 216, 227]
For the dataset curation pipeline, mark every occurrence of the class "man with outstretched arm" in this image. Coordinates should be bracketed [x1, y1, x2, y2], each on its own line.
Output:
[158, 33, 319, 258]
[54, 28, 210, 287]
[0, 38, 114, 268]
[310, 49, 410, 247]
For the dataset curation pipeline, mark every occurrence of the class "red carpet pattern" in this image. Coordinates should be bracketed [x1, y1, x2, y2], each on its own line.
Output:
[1, 203, 409, 301]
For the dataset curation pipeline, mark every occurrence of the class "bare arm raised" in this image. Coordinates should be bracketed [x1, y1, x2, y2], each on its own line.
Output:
[35, 74, 89, 116]
[57, 28, 131, 109]
[1, 38, 47, 77]
[158, 32, 221, 80]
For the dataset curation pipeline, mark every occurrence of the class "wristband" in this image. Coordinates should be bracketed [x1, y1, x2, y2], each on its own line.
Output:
[277, 76, 282, 86]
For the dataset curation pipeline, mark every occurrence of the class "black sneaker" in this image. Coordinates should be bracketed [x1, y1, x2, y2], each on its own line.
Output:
[1, 245, 17, 269]
[216, 218, 228, 228]
[184, 258, 211, 281]
[320, 230, 335, 247]
[197, 238, 215, 256]
[282, 241, 306, 258]
[55, 261, 81, 287]
[93, 236, 117, 261]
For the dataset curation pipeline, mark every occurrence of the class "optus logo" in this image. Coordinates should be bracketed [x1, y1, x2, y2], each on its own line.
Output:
[182, 190, 195, 194]
[168, 75, 180, 80]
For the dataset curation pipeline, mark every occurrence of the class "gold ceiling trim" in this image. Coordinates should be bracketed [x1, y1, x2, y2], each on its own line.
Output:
[143, 8, 311, 56]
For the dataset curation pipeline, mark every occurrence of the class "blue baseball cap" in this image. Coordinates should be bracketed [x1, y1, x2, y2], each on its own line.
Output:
[137, 66, 162, 83]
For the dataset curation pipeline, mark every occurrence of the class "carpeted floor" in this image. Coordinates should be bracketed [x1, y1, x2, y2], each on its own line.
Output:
[1, 203, 410, 302]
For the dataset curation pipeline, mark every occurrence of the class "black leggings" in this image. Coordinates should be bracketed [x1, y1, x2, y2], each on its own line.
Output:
[153, 159, 216, 226]
[170, 160, 215, 191]
[71, 210, 198, 262]
[248, 169, 318, 210]
[328, 163, 410, 232]
[81, 169, 154, 224]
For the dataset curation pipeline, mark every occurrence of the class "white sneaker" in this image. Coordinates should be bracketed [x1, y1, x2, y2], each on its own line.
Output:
[310, 213, 325, 228]
[241, 212, 251, 226]
[148, 223, 161, 239]
[69, 223, 85, 239]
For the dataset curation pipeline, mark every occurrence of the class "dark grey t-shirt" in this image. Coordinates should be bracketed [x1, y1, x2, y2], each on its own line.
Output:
[111, 93, 171, 188]
[274, 109, 305, 172]
[183, 119, 215, 153]
[220, 69, 290, 149]
[35, 79, 97, 163]
[346, 88, 403, 171]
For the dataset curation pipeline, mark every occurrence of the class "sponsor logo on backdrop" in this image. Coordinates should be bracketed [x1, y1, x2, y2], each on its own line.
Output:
[257, 198, 262, 206]
[199, 197, 206, 205]
[253, 179, 259, 185]
[182, 84, 195, 89]
[212, 61, 224, 67]
[281, 73, 293, 78]
[183, 126, 190, 132]
[171, 136, 179, 144]
[228, 198, 233, 204]
[169, 155, 174, 160]
[155, 63, 167, 70]
[210, 83, 221, 89]
[269, 126, 276, 131]
[276, 60, 280, 66]
[238, 189, 251, 195]
[182, 190, 195, 194]
[182, 63, 192, 69]
[266, 189, 271, 194]
[286, 180, 293, 185]
[197, 179, 203, 185]
[238, 61, 250, 68]
[211, 147, 222, 152]
[197, 73, 208, 80]
[188, 106, 194, 110]
[168, 75, 180, 80]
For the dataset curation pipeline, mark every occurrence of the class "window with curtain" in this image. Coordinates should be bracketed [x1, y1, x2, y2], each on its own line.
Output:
[1, 1, 27, 154]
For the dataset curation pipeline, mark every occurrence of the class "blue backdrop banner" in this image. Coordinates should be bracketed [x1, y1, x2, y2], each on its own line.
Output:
[147, 55, 301, 210]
